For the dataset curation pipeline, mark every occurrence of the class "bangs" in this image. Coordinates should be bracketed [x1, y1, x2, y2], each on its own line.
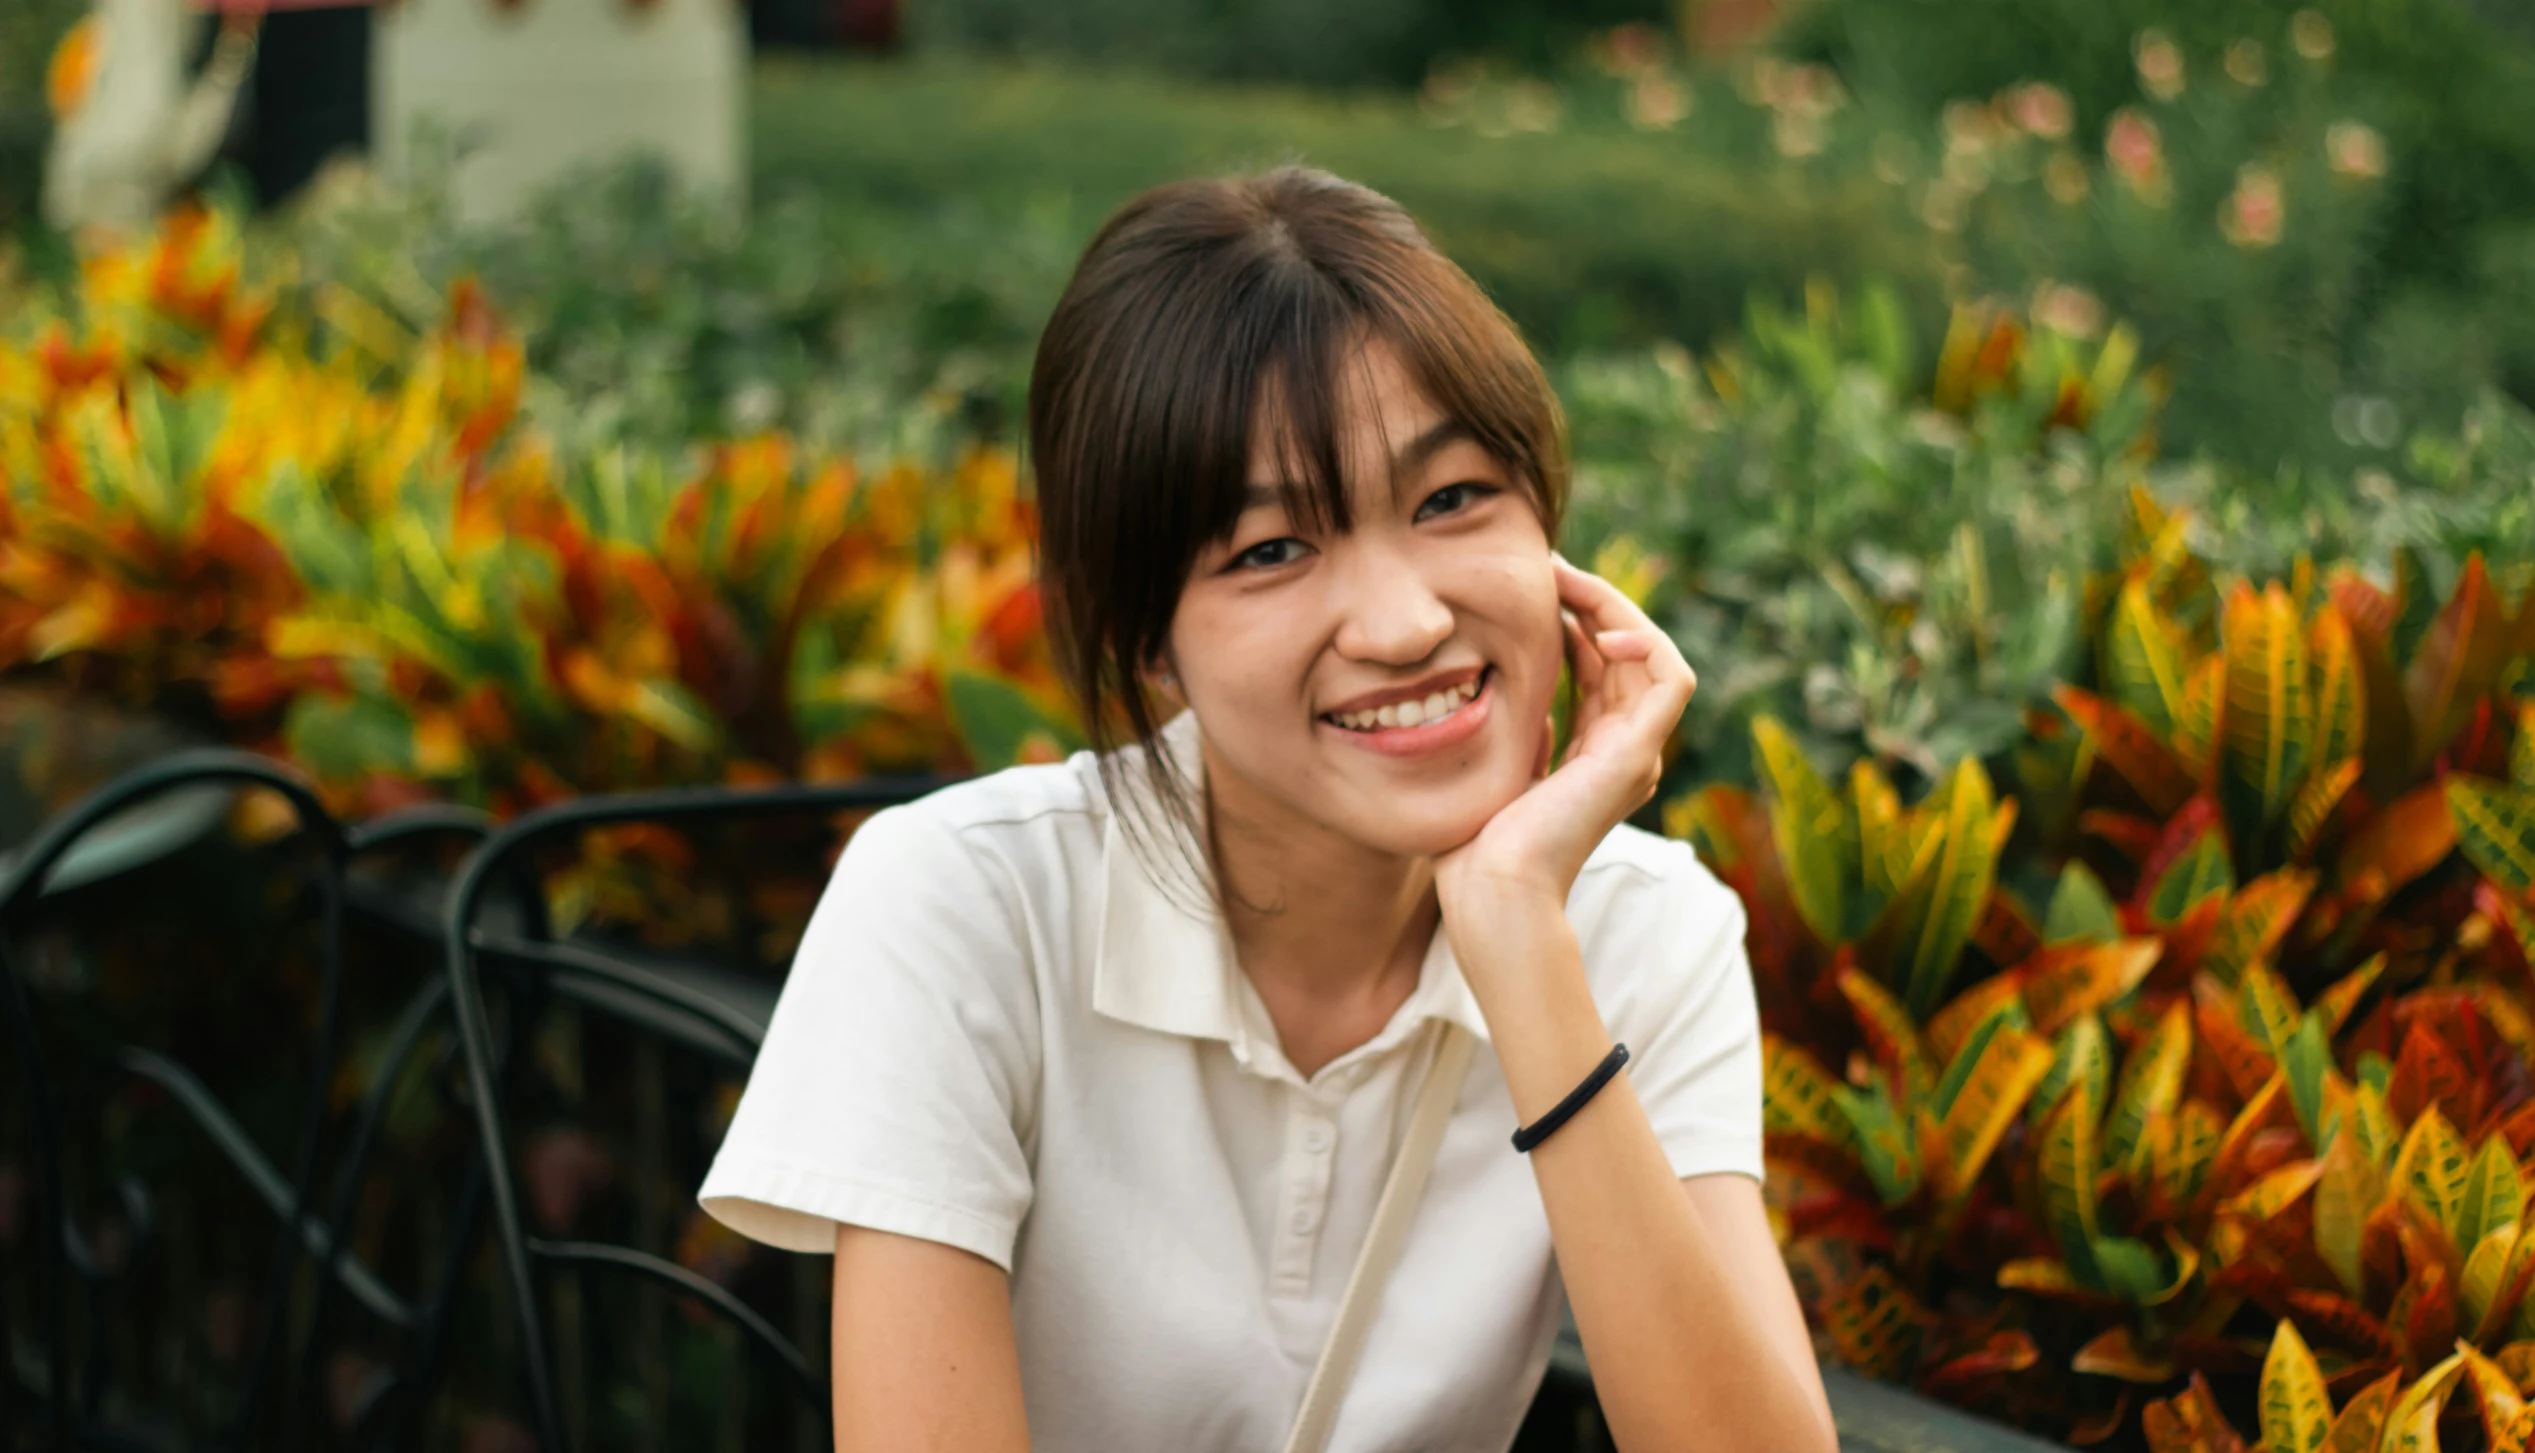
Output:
[1195, 238, 1566, 562]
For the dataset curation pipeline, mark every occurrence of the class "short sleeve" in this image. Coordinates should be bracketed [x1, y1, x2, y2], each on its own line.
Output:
[699, 804, 1041, 1267]
[1595, 842, 1764, 1184]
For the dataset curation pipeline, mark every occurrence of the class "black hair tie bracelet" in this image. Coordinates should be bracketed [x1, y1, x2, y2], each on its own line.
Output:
[1511, 1043, 1630, 1153]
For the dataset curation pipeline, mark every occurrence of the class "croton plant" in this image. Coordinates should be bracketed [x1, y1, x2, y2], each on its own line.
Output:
[0, 204, 1076, 825]
[1672, 487, 2535, 1447]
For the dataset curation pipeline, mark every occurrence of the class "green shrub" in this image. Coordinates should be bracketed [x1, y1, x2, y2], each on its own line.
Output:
[904, 0, 1669, 90]
[1562, 278, 2535, 799]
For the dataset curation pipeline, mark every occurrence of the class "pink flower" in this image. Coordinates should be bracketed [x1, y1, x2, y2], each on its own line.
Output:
[2134, 30, 2185, 101]
[2032, 282, 2105, 339]
[2221, 166, 2285, 248]
[2105, 110, 2168, 202]
[2327, 121, 2387, 179]
[1944, 99, 2000, 153]
[2006, 82, 2073, 140]
[1627, 75, 1692, 130]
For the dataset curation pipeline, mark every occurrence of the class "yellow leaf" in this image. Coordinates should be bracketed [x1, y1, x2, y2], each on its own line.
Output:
[2480, 1226, 2535, 1345]
[2260, 1318, 2331, 1453]
[1753, 716, 1852, 945]
[2393, 1109, 2474, 1242]
[2378, 1349, 2468, 1453]
[2466, 1344, 2531, 1448]
[2107, 578, 2189, 736]
[2310, 603, 2367, 777]
[2107, 1002, 2194, 1171]
[2316, 1125, 2384, 1298]
[2223, 582, 2314, 821]
[2461, 1137, 2528, 1254]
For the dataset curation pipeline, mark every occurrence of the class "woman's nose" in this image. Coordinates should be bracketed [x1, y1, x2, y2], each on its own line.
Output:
[1329, 548, 1453, 665]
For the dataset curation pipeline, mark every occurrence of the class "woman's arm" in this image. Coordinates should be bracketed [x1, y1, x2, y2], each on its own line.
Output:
[831, 1224, 1032, 1453]
[1457, 909, 1833, 1453]
[1438, 558, 1834, 1453]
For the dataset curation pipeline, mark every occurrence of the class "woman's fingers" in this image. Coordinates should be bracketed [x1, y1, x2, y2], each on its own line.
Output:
[1574, 626, 1694, 760]
[1547, 557, 1698, 807]
[1562, 611, 1608, 746]
[1552, 553, 1662, 639]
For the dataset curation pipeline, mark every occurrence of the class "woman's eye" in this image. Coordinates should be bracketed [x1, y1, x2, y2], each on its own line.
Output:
[1232, 537, 1310, 571]
[1414, 482, 1496, 522]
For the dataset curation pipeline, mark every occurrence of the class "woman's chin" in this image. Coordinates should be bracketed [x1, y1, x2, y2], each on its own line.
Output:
[1349, 776, 1530, 859]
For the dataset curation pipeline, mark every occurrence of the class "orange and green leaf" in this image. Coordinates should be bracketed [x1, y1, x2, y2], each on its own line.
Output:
[2023, 938, 2162, 1036]
[2404, 553, 2520, 772]
[1932, 1020, 2057, 1207]
[2204, 871, 2317, 986]
[2057, 684, 2195, 816]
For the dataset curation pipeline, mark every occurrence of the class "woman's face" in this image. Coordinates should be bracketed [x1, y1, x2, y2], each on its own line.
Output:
[1168, 337, 1561, 859]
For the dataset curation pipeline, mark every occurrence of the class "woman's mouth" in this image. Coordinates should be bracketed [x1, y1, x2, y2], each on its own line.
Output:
[1318, 668, 1495, 756]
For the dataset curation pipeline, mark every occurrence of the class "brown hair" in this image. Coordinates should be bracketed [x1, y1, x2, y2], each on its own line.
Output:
[1028, 166, 1568, 851]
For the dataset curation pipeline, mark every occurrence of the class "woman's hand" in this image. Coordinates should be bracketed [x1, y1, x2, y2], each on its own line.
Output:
[1436, 556, 1694, 936]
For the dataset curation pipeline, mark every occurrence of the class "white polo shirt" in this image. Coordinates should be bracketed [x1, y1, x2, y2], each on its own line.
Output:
[699, 714, 1762, 1452]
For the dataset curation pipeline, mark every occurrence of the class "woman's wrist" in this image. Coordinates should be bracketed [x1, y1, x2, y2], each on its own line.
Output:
[1440, 879, 1570, 973]
[1446, 903, 1594, 1024]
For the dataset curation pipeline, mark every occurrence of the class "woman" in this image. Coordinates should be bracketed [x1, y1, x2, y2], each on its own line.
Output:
[700, 167, 1833, 1453]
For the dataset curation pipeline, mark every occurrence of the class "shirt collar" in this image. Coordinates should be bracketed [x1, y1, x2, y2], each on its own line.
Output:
[1090, 712, 1491, 1072]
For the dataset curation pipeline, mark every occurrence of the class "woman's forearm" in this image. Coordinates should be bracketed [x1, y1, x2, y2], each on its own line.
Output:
[1458, 901, 1835, 1453]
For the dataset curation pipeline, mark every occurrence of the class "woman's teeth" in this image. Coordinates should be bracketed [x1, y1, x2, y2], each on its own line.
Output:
[1329, 675, 1482, 732]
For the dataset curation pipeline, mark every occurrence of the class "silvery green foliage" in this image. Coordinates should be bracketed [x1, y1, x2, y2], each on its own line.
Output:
[1561, 285, 2143, 793]
[1564, 281, 2535, 796]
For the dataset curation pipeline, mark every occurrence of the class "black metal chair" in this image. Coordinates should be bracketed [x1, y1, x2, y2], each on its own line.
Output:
[437, 777, 952, 1452]
[0, 751, 492, 1452]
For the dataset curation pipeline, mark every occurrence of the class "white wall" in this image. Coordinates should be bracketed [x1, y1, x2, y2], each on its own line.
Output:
[372, 0, 745, 225]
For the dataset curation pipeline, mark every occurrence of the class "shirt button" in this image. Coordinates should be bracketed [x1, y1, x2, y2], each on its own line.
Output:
[1303, 1122, 1333, 1153]
[1292, 1207, 1319, 1235]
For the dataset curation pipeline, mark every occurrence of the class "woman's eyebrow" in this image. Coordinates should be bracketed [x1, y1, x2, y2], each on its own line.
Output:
[1390, 419, 1477, 484]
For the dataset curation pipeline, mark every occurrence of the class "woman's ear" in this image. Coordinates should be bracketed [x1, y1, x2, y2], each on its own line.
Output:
[1143, 651, 1184, 709]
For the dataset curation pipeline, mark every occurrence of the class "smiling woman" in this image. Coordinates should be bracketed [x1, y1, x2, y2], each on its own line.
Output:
[697, 166, 1835, 1453]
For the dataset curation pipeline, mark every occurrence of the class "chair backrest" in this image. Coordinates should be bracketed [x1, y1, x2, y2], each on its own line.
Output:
[437, 776, 953, 1453]
[0, 751, 491, 1452]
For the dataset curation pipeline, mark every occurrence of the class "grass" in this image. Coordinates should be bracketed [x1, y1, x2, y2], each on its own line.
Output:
[748, 54, 1934, 355]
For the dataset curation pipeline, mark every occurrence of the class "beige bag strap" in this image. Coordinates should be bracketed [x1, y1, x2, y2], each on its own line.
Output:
[1281, 1021, 1478, 1453]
